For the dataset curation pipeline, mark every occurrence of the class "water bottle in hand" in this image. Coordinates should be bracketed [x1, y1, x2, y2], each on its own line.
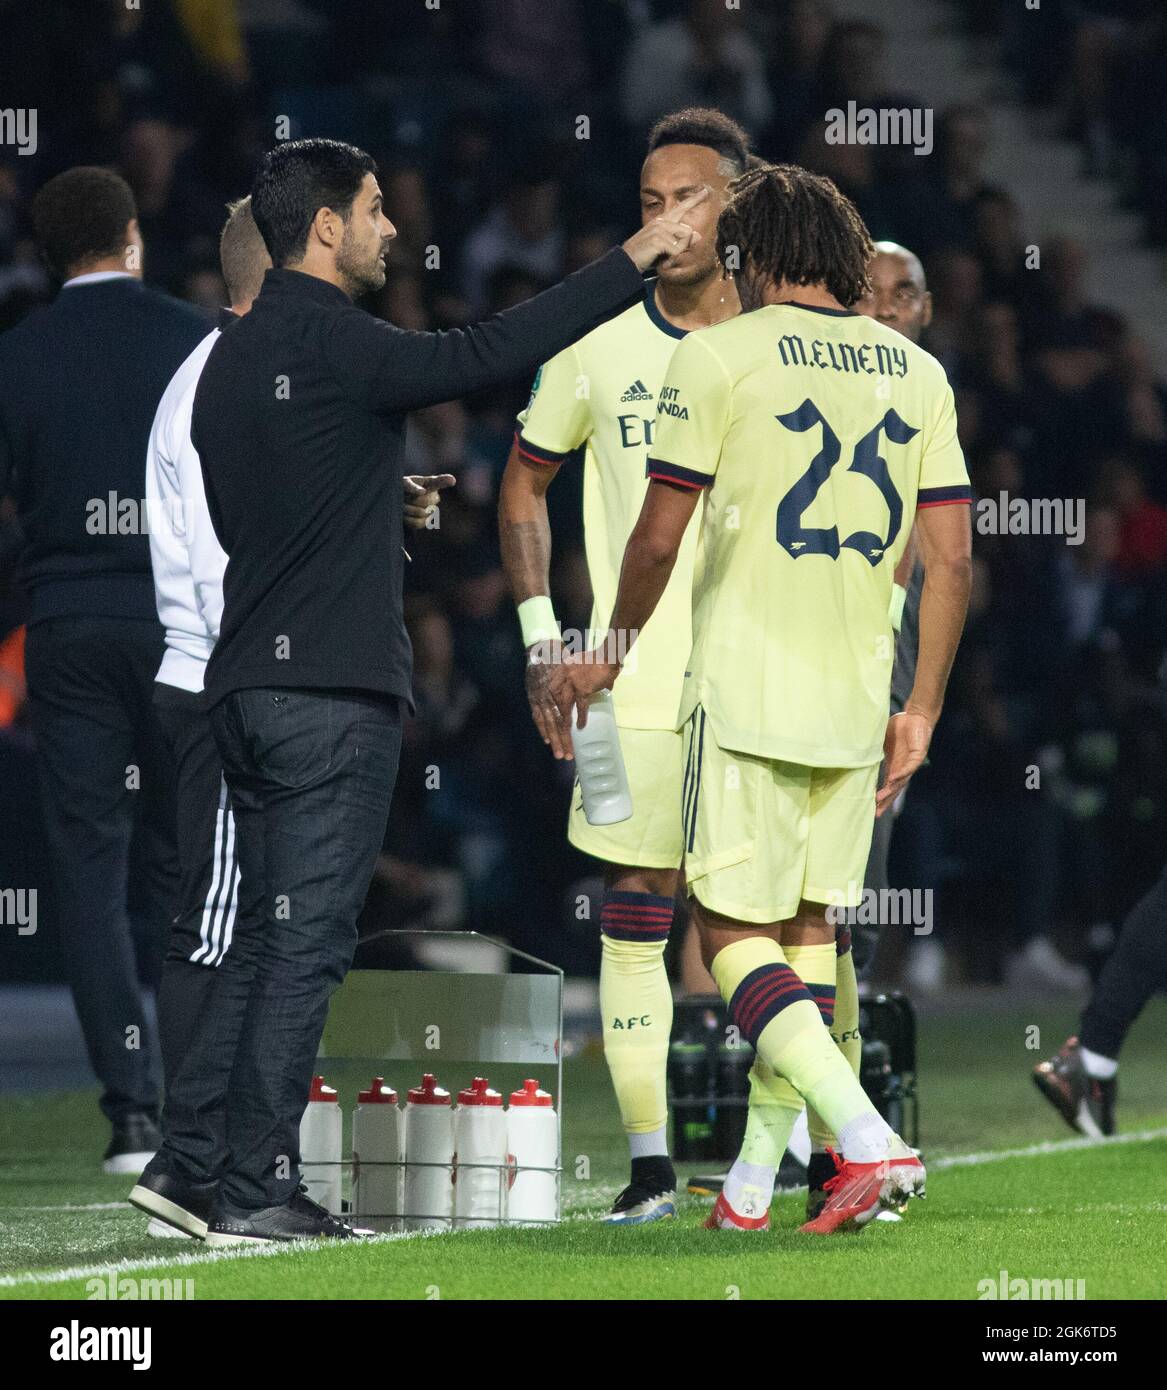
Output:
[571, 690, 632, 826]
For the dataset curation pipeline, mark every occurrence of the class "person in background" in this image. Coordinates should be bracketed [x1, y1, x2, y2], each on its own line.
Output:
[461, 165, 564, 316]
[0, 166, 208, 1173]
[623, 0, 773, 136]
[131, 197, 269, 1237]
[1034, 852, 1167, 1139]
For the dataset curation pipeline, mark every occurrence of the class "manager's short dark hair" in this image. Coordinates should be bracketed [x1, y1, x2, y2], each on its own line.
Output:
[31, 167, 138, 279]
[251, 138, 377, 267]
[646, 107, 751, 175]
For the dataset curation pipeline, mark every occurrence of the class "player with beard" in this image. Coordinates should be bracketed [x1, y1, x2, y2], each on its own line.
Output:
[499, 109, 748, 1223]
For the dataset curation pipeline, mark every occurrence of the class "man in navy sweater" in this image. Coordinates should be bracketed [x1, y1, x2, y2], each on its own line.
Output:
[0, 167, 208, 1172]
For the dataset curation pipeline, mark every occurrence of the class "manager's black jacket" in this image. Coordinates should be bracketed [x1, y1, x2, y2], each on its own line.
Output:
[192, 250, 645, 709]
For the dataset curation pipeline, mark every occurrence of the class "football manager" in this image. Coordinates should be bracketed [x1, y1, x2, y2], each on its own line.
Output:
[134, 136, 705, 1245]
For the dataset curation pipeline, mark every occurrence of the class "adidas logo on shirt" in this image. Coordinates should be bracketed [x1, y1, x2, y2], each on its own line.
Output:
[620, 379, 653, 403]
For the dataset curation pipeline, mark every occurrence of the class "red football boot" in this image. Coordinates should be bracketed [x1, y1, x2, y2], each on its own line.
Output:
[704, 1190, 771, 1231]
[798, 1146, 924, 1234]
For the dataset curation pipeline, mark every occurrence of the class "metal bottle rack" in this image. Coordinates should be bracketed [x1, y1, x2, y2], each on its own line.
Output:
[311, 930, 564, 1229]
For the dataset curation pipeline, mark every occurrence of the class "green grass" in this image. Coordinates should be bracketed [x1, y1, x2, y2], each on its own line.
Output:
[2, 1001, 1165, 1300]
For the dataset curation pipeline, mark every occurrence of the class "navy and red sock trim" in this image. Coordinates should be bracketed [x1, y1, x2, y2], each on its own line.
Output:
[811, 983, 837, 1028]
[601, 890, 674, 943]
[728, 962, 815, 1048]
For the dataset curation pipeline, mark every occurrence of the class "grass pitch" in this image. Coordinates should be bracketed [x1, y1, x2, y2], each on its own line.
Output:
[2, 1000, 1164, 1300]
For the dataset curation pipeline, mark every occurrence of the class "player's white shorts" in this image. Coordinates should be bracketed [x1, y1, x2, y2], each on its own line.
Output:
[681, 706, 878, 924]
[567, 725, 684, 870]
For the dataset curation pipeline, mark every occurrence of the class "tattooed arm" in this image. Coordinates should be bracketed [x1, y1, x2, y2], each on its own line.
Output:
[498, 434, 574, 759]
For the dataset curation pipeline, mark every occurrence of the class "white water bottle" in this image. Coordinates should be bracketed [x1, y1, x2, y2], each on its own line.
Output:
[300, 1075, 342, 1215]
[403, 1073, 453, 1231]
[352, 1076, 402, 1232]
[571, 689, 632, 825]
[506, 1079, 558, 1225]
[454, 1077, 507, 1228]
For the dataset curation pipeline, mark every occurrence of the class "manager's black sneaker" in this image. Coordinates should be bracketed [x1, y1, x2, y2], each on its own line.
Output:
[102, 1113, 160, 1176]
[205, 1186, 374, 1246]
[1033, 1035, 1117, 1138]
[603, 1156, 677, 1225]
[129, 1167, 218, 1240]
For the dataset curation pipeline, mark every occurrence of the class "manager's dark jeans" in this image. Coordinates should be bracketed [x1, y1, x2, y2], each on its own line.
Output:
[197, 687, 402, 1210]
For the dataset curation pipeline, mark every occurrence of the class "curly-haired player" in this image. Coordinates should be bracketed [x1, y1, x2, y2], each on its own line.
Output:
[561, 164, 973, 1233]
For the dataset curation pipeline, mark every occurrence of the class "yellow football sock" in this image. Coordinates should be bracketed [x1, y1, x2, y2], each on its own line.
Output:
[600, 929, 673, 1138]
[808, 935, 861, 1149]
[712, 935, 881, 1144]
[741, 942, 836, 1165]
[738, 1057, 803, 1167]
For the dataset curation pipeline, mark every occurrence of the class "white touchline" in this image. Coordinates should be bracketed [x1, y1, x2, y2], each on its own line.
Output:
[0, 1230, 417, 1288]
[11, 1202, 131, 1212]
[3, 1126, 1165, 1288]
[929, 1126, 1167, 1170]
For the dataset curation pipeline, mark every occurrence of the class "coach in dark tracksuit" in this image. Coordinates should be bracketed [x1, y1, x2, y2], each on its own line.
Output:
[130, 138, 703, 1245]
[0, 168, 208, 1171]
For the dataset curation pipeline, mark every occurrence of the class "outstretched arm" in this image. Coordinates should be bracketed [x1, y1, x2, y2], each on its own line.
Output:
[340, 190, 711, 414]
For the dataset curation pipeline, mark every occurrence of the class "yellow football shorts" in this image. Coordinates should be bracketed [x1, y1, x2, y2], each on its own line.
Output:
[680, 706, 879, 924]
[567, 725, 685, 870]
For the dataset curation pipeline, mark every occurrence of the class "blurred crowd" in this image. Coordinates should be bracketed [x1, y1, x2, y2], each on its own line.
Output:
[970, 0, 1167, 245]
[2, 0, 1166, 985]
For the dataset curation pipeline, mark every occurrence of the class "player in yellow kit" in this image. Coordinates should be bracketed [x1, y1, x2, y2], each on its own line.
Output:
[560, 163, 972, 1233]
[498, 109, 749, 1223]
[700, 240, 938, 1226]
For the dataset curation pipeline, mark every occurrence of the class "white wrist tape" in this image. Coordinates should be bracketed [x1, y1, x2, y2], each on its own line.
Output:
[517, 594, 562, 648]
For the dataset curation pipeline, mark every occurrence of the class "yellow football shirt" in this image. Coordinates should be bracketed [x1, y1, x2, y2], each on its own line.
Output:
[516, 282, 703, 730]
[648, 301, 971, 767]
